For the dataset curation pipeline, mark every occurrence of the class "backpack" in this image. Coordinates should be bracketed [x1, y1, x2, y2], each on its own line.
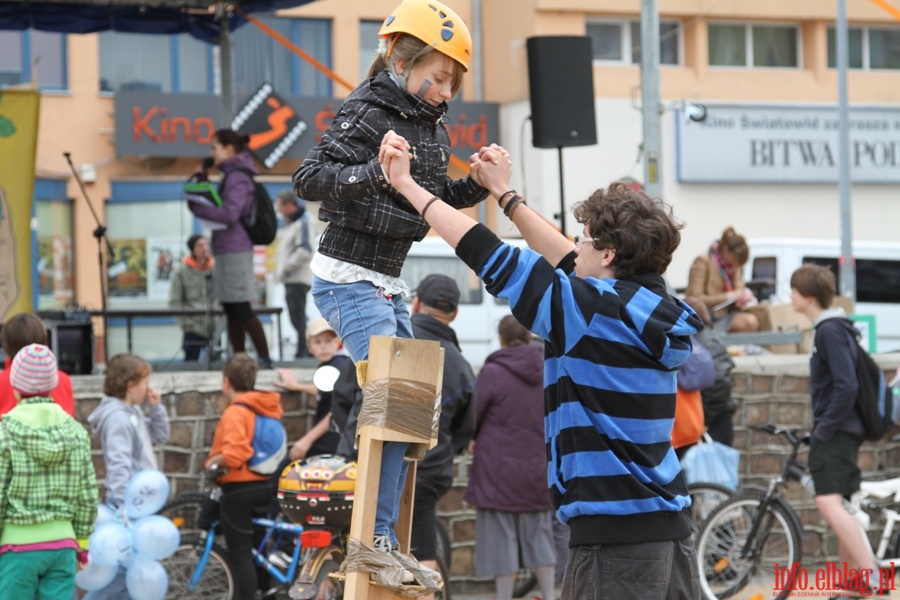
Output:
[677, 336, 716, 391]
[695, 327, 736, 418]
[234, 402, 287, 474]
[221, 167, 278, 246]
[824, 319, 898, 442]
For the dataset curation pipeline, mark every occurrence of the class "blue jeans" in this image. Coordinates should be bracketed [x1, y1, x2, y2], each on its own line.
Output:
[312, 276, 413, 545]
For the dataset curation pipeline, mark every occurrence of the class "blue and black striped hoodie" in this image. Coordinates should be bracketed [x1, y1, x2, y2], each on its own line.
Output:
[457, 224, 702, 545]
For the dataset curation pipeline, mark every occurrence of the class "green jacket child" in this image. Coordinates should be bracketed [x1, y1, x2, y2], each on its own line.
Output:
[0, 344, 98, 599]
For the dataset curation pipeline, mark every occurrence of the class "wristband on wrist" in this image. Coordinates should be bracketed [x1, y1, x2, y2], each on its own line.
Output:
[508, 198, 525, 219]
[504, 195, 526, 219]
[421, 196, 441, 219]
[497, 190, 517, 207]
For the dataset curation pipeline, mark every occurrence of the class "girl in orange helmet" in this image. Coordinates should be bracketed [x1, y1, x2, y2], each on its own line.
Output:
[293, 0, 508, 586]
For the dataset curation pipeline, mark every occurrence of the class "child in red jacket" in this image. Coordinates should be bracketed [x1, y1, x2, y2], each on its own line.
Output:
[205, 353, 284, 600]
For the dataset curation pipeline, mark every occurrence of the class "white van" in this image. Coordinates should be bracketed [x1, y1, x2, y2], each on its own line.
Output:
[268, 236, 524, 367]
[400, 236, 525, 367]
[746, 238, 900, 352]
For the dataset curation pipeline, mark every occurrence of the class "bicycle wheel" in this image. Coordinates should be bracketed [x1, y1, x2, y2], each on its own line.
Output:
[696, 494, 802, 600]
[435, 520, 452, 574]
[159, 493, 207, 537]
[162, 534, 234, 599]
[313, 558, 343, 600]
[434, 553, 452, 600]
[689, 482, 734, 528]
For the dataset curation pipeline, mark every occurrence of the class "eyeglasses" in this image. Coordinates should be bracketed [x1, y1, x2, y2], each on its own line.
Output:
[572, 234, 598, 248]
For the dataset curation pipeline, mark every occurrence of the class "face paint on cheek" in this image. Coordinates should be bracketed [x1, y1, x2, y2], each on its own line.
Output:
[416, 79, 433, 97]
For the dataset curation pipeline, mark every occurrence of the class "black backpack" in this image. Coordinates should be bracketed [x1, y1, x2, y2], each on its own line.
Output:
[221, 167, 277, 246]
[822, 319, 896, 442]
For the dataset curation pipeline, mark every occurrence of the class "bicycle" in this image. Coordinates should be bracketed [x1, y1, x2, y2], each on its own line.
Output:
[161, 455, 453, 599]
[160, 466, 339, 600]
[696, 423, 900, 600]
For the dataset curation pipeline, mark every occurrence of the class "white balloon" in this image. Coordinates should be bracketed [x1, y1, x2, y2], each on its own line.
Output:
[132, 515, 181, 560]
[125, 555, 168, 600]
[88, 523, 132, 568]
[313, 364, 341, 392]
[124, 470, 170, 519]
[74, 562, 118, 591]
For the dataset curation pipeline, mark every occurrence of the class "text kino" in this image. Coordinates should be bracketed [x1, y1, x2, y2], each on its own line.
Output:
[751, 139, 900, 167]
[133, 106, 215, 144]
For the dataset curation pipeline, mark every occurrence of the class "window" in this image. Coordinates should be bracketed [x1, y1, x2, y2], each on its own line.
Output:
[827, 27, 863, 69]
[829, 26, 900, 70]
[0, 29, 66, 90]
[586, 20, 680, 65]
[708, 23, 799, 68]
[34, 180, 74, 310]
[400, 256, 483, 306]
[99, 32, 213, 93]
[233, 17, 332, 99]
[360, 20, 382, 83]
[803, 257, 900, 304]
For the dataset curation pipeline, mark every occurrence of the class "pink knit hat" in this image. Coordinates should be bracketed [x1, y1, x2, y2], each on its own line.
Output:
[10, 344, 59, 397]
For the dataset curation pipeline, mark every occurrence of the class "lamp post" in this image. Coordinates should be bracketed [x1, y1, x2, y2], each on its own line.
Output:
[640, 0, 663, 200]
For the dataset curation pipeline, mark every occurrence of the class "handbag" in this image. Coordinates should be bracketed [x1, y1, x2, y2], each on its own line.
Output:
[672, 388, 704, 450]
[680, 433, 741, 491]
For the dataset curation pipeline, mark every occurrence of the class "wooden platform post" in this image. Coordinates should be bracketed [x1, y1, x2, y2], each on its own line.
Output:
[343, 336, 444, 600]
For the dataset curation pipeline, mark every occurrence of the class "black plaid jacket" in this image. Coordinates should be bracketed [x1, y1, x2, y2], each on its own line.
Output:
[292, 71, 489, 277]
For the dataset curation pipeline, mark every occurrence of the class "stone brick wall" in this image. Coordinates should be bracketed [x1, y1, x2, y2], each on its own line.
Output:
[71, 369, 316, 499]
[69, 354, 900, 596]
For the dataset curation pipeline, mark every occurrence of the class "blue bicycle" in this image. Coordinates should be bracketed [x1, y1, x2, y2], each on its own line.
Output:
[161, 467, 344, 599]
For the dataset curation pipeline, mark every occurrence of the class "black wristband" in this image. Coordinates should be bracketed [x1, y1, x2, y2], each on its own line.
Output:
[421, 196, 441, 219]
[508, 197, 526, 219]
[498, 190, 517, 207]
[504, 194, 526, 218]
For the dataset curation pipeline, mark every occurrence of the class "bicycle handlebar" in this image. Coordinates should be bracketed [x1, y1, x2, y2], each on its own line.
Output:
[750, 423, 811, 446]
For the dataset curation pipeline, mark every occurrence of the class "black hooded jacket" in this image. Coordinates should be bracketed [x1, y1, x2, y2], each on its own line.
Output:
[293, 71, 488, 277]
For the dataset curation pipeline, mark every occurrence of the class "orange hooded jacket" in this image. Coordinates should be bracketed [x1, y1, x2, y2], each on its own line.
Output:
[208, 390, 284, 484]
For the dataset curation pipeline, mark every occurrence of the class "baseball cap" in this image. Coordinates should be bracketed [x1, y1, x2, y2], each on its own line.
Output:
[10, 344, 59, 397]
[415, 274, 460, 312]
[306, 318, 337, 340]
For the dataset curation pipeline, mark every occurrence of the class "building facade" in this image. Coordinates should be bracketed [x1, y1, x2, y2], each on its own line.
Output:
[6, 0, 900, 358]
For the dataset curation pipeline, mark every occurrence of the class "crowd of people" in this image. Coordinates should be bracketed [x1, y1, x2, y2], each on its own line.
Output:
[4, 1, 891, 599]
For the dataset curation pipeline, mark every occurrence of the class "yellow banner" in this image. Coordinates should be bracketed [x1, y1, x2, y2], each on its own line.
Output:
[0, 90, 40, 320]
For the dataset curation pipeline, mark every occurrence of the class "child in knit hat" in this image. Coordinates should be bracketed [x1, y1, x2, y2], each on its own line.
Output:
[0, 344, 98, 599]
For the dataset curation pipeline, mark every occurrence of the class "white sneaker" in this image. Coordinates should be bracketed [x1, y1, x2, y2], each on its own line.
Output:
[372, 534, 396, 553]
[372, 535, 415, 584]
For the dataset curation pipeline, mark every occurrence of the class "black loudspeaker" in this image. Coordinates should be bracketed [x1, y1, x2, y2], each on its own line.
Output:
[45, 320, 94, 375]
[526, 36, 597, 149]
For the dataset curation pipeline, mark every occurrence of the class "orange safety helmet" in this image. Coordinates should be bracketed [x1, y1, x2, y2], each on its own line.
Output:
[379, 0, 472, 71]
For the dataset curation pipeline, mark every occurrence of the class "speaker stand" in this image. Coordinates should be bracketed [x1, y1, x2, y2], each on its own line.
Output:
[556, 146, 567, 237]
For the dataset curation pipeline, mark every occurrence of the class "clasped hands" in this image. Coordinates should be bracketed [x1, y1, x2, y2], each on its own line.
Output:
[379, 130, 512, 198]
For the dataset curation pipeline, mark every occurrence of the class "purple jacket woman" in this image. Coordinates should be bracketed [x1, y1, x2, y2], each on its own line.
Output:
[186, 129, 269, 364]
[466, 341, 552, 512]
[188, 151, 256, 255]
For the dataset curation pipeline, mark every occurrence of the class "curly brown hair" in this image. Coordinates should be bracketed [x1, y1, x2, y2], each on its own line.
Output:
[572, 182, 683, 279]
[103, 353, 151, 399]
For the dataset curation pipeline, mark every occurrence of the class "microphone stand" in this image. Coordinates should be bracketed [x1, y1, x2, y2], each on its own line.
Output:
[64, 152, 113, 368]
